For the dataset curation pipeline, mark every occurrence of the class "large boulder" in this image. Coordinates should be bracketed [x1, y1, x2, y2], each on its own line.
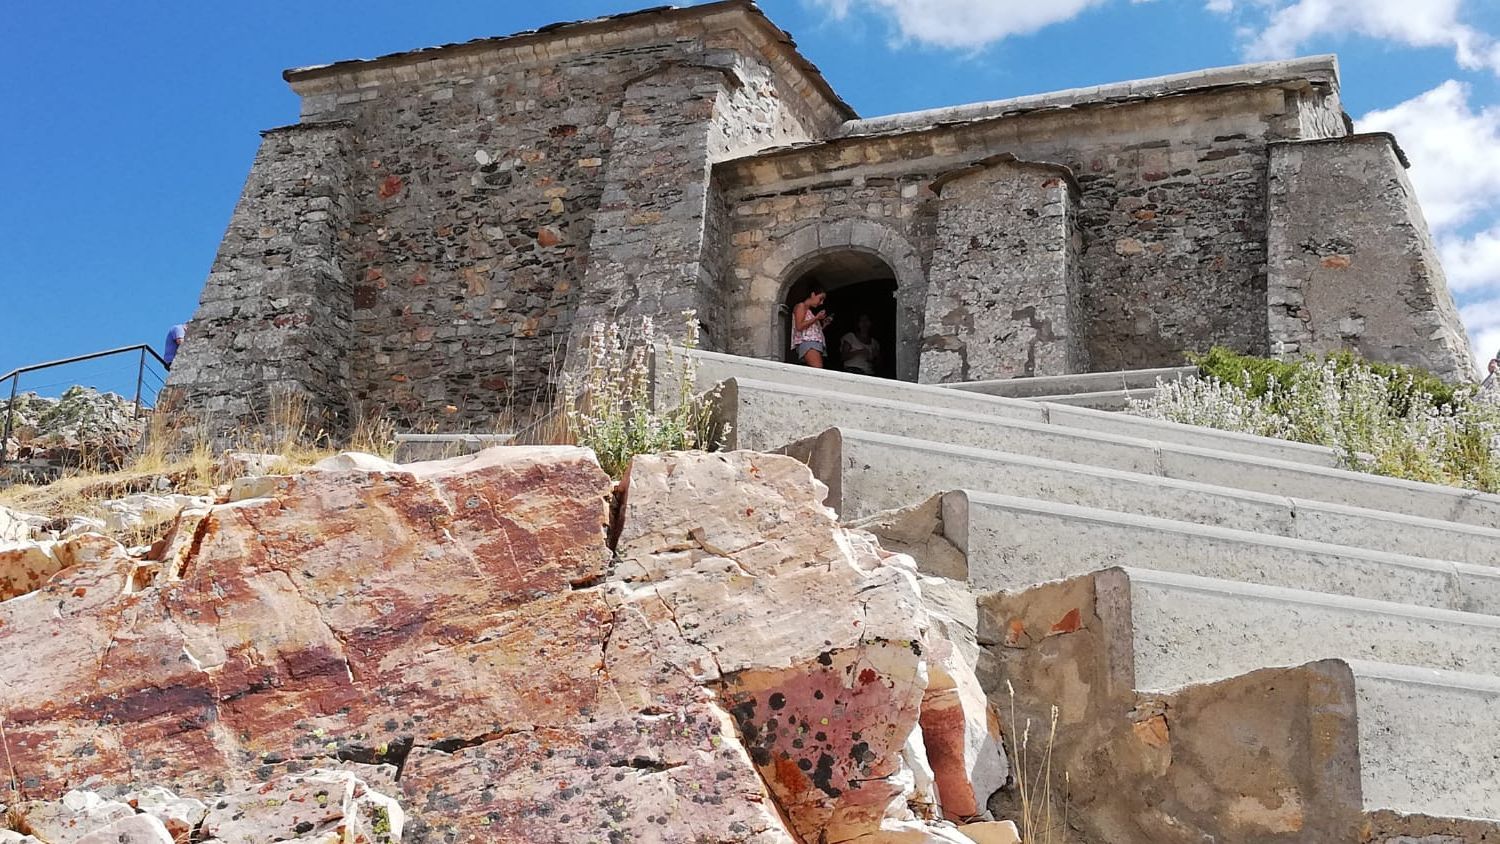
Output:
[616, 452, 1007, 839]
[0, 447, 1005, 841]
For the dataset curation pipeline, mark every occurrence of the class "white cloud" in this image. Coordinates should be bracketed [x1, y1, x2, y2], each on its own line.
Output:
[1359, 82, 1500, 368]
[1360, 81, 1500, 232]
[810, 0, 1113, 48]
[1212, 0, 1500, 73]
[1462, 297, 1500, 365]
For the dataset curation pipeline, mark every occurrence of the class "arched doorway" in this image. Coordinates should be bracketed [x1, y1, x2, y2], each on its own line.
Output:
[781, 251, 899, 379]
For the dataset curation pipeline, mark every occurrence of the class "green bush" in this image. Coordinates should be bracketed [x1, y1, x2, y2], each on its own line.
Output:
[1132, 348, 1500, 493]
[1192, 347, 1458, 412]
[562, 312, 725, 479]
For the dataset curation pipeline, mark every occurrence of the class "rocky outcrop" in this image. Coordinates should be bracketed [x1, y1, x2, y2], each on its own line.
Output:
[0, 387, 146, 476]
[0, 447, 1006, 842]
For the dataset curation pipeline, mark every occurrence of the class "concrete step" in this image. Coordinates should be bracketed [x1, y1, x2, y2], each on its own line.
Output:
[1108, 567, 1500, 688]
[662, 346, 1341, 468]
[1013, 387, 1157, 411]
[1347, 660, 1500, 821]
[978, 569, 1500, 823]
[792, 425, 1500, 530]
[940, 489, 1500, 614]
[939, 366, 1196, 398]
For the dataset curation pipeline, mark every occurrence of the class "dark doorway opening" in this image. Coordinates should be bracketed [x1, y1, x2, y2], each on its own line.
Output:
[782, 252, 898, 379]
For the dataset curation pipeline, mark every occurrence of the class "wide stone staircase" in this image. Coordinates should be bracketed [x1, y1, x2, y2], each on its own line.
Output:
[658, 346, 1500, 843]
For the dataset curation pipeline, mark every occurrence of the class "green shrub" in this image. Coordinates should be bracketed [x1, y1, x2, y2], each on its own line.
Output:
[562, 311, 725, 479]
[1133, 349, 1500, 493]
[1191, 347, 1458, 413]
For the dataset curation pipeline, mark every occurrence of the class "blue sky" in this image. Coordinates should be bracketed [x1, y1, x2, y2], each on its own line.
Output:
[5, 0, 1500, 395]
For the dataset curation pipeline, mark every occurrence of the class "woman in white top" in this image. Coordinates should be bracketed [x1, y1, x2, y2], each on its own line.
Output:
[790, 283, 833, 368]
[840, 313, 881, 376]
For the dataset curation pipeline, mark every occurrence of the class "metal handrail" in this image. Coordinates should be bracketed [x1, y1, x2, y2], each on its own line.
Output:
[0, 344, 167, 383]
[0, 344, 171, 466]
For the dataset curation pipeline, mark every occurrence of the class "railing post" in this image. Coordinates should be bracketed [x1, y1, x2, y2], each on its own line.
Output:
[133, 347, 146, 419]
[0, 373, 18, 467]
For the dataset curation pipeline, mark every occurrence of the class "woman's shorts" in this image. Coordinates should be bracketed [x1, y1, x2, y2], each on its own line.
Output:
[794, 341, 827, 360]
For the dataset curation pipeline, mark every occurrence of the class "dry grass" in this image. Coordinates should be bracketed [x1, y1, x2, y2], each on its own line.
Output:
[1007, 681, 1067, 844]
[0, 390, 340, 534]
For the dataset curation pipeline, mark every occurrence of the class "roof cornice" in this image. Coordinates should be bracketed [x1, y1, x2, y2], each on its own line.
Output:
[282, 2, 855, 123]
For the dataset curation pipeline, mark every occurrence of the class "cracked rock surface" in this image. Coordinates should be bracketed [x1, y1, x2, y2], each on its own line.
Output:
[0, 447, 1004, 842]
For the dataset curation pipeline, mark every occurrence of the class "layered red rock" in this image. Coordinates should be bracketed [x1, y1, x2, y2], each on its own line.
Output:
[615, 452, 1004, 841]
[0, 447, 1004, 841]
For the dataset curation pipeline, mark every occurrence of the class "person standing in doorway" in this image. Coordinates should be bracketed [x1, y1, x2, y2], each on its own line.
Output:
[839, 313, 882, 376]
[790, 284, 832, 368]
[163, 323, 187, 370]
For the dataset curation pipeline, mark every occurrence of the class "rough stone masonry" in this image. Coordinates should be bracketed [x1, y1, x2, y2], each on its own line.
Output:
[162, 0, 1472, 440]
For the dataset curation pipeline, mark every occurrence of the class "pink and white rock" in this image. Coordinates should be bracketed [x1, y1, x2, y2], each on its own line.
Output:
[615, 452, 1007, 840]
[0, 447, 1007, 841]
[124, 786, 207, 840]
[0, 532, 127, 601]
[73, 813, 173, 844]
[12, 790, 136, 843]
[202, 769, 401, 844]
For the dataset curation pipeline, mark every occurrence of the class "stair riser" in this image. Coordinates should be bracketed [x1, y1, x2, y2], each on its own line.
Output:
[662, 346, 1339, 467]
[731, 382, 1500, 527]
[952, 494, 1499, 614]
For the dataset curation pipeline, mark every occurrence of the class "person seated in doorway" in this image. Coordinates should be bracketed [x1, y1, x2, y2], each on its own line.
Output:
[839, 313, 881, 376]
[790, 284, 832, 368]
[163, 323, 187, 370]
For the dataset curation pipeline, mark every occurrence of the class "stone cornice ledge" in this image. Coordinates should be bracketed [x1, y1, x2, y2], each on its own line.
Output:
[838, 55, 1341, 139]
[281, 1, 854, 125]
[1269, 132, 1410, 169]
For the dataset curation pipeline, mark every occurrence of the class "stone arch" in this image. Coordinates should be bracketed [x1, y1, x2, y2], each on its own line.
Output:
[751, 218, 927, 380]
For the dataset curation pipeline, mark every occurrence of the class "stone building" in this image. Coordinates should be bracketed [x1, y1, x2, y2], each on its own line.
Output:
[163, 0, 1472, 438]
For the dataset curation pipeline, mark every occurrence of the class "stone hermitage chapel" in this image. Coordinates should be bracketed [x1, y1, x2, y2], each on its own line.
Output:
[162, 0, 1472, 437]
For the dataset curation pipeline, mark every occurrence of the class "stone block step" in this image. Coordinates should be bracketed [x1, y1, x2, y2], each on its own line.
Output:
[1345, 660, 1500, 821]
[940, 489, 1500, 613]
[786, 424, 1500, 531]
[1104, 567, 1500, 688]
[979, 571, 1500, 822]
[662, 346, 1339, 468]
[1011, 387, 1156, 411]
[939, 366, 1196, 398]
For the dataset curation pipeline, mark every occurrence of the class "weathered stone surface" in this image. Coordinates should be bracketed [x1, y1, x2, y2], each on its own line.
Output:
[616, 451, 1006, 839]
[0, 506, 44, 544]
[217, 451, 283, 479]
[920, 160, 1084, 383]
[0, 533, 127, 601]
[1267, 134, 1472, 380]
[73, 814, 173, 844]
[0, 448, 613, 821]
[124, 786, 207, 840]
[13, 790, 136, 844]
[0, 446, 1009, 840]
[97, 493, 212, 535]
[955, 820, 1020, 844]
[202, 769, 401, 844]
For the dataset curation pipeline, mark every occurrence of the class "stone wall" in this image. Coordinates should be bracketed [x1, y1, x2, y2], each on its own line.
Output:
[1267, 134, 1472, 381]
[920, 158, 1084, 382]
[718, 78, 1345, 374]
[162, 124, 356, 442]
[720, 181, 936, 380]
[170, 5, 846, 437]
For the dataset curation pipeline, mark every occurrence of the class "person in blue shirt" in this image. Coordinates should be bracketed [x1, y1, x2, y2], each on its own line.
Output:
[164, 323, 187, 369]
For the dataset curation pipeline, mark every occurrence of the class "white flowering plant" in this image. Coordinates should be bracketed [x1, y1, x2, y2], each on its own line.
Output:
[563, 310, 726, 478]
[1130, 350, 1500, 492]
